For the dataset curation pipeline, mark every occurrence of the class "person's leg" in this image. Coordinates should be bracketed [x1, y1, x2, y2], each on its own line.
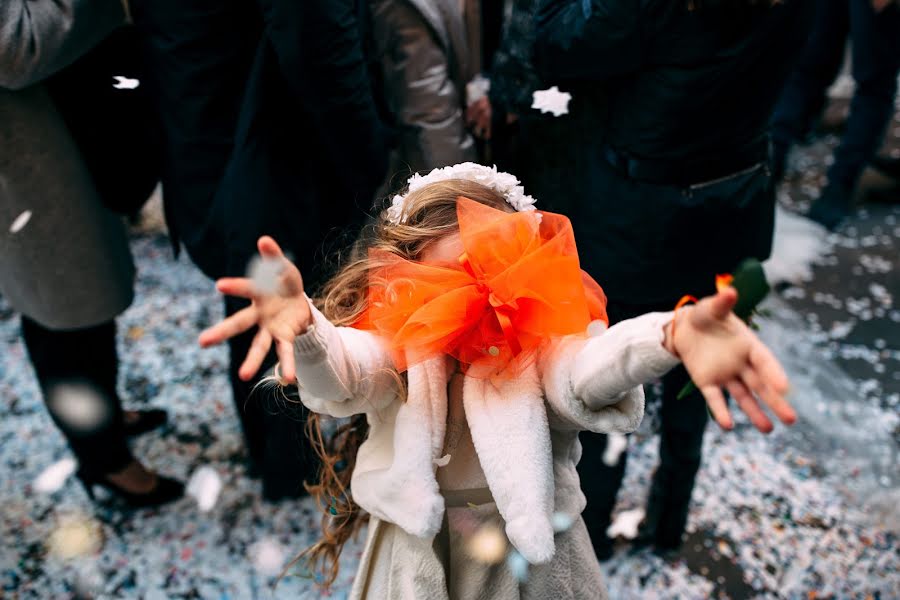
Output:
[225, 296, 318, 500]
[638, 365, 708, 551]
[770, 0, 849, 180]
[810, 0, 900, 228]
[21, 316, 133, 476]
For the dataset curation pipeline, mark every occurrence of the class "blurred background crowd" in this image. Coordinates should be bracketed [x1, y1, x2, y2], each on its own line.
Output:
[1, 0, 898, 598]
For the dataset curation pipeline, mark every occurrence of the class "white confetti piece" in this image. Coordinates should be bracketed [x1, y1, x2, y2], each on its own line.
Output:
[531, 86, 572, 117]
[602, 433, 628, 467]
[466, 526, 507, 564]
[9, 210, 32, 233]
[112, 76, 140, 90]
[47, 383, 110, 434]
[186, 466, 222, 512]
[606, 507, 645, 540]
[506, 549, 529, 582]
[33, 458, 77, 494]
[246, 255, 284, 296]
[763, 206, 831, 285]
[433, 454, 451, 467]
[550, 512, 574, 533]
[248, 537, 286, 576]
[587, 320, 607, 337]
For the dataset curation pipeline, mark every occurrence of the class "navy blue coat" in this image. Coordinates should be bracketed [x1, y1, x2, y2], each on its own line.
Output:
[132, 0, 391, 285]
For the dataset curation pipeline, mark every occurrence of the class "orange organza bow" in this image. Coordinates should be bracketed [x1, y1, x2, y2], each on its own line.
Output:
[355, 197, 608, 377]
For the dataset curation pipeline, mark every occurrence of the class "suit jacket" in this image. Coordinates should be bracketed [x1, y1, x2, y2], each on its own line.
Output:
[0, 0, 134, 330]
[132, 0, 393, 285]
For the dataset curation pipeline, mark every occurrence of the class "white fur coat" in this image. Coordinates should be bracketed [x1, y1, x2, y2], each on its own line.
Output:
[293, 304, 680, 564]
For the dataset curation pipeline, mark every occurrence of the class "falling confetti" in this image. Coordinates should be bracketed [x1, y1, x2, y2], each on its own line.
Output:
[112, 76, 140, 90]
[606, 507, 645, 540]
[33, 458, 77, 494]
[550, 512, 574, 533]
[587, 320, 607, 337]
[186, 466, 222, 512]
[506, 550, 529, 582]
[9, 210, 32, 233]
[602, 433, 628, 467]
[466, 525, 507, 564]
[531, 86, 572, 117]
[248, 538, 286, 576]
[433, 454, 451, 467]
[47, 514, 103, 560]
[46, 383, 111, 434]
[246, 255, 284, 296]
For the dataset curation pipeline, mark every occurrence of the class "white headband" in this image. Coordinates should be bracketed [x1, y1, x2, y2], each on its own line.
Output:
[385, 163, 537, 225]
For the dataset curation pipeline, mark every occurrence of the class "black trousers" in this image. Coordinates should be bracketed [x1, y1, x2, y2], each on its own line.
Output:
[577, 300, 709, 552]
[225, 297, 318, 501]
[20, 317, 133, 476]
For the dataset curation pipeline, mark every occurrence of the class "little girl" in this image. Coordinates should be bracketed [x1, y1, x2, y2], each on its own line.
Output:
[199, 164, 794, 599]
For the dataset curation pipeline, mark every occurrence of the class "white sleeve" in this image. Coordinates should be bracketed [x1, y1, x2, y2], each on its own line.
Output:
[293, 303, 399, 418]
[541, 312, 680, 433]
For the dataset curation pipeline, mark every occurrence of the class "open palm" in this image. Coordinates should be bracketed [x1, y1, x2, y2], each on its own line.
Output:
[199, 236, 310, 383]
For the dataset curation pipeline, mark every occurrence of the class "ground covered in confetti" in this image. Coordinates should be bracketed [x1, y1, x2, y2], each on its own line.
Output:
[2, 109, 899, 599]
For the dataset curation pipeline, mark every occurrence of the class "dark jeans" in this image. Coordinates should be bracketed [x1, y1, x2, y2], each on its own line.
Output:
[772, 0, 900, 191]
[225, 297, 319, 501]
[577, 300, 709, 552]
[20, 317, 133, 476]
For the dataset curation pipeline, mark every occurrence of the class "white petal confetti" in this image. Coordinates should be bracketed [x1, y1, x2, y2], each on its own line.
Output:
[246, 255, 284, 296]
[602, 433, 628, 467]
[112, 76, 140, 90]
[433, 454, 452, 467]
[466, 526, 507, 564]
[531, 86, 572, 117]
[606, 507, 645, 540]
[186, 466, 222, 512]
[248, 537, 286, 576]
[47, 514, 103, 559]
[9, 210, 32, 233]
[33, 458, 77, 494]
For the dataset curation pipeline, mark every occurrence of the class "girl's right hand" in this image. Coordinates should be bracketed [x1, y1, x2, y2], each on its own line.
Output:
[198, 236, 310, 383]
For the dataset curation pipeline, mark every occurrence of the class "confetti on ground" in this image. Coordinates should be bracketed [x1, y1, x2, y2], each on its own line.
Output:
[249, 537, 287, 576]
[47, 514, 103, 560]
[9, 210, 32, 234]
[531, 86, 572, 117]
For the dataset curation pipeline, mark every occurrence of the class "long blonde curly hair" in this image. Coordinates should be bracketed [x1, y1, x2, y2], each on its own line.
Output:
[285, 179, 514, 588]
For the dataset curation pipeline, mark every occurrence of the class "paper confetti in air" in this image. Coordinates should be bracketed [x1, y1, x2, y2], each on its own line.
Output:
[433, 454, 451, 467]
[33, 458, 77, 494]
[246, 255, 284, 296]
[248, 538, 286, 576]
[531, 86, 572, 117]
[112, 76, 140, 90]
[602, 433, 628, 467]
[47, 514, 103, 559]
[9, 210, 32, 233]
[551, 512, 574, 533]
[47, 384, 110, 433]
[466, 526, 507, 564]
[186, 466, 222, 512]
[587, 320, 607, 337]
[606, 507, 645, 540]
[506, 550, 529, 582]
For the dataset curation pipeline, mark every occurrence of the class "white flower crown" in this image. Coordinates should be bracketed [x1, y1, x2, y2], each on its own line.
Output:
[385, 163, 537, 225]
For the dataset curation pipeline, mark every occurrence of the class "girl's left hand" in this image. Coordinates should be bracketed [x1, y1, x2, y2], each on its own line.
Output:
[666, 287, 795, 433]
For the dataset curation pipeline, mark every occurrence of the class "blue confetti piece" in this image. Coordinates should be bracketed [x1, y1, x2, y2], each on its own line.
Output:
[551, 512, 574, 533]
[506, 550, 529, 583]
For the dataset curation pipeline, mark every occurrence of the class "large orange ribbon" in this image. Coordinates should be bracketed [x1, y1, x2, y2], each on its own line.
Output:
[356, 197, 608, 377]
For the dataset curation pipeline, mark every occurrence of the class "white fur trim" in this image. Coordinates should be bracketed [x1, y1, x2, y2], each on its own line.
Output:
[386, 163, 537, 225]
[463, 362, 556, 564]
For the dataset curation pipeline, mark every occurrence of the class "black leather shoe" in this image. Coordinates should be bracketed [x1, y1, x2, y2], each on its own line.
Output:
[122, 409, 168, 437]
[77, 469, 184, 508]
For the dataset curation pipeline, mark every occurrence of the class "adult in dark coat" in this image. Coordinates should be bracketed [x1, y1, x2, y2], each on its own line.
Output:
[533, 0, 814, 557]
[131, 0, 392, 499]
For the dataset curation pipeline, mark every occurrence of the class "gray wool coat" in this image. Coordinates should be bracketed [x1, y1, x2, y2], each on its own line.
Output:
[0, 0, 135, 330]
